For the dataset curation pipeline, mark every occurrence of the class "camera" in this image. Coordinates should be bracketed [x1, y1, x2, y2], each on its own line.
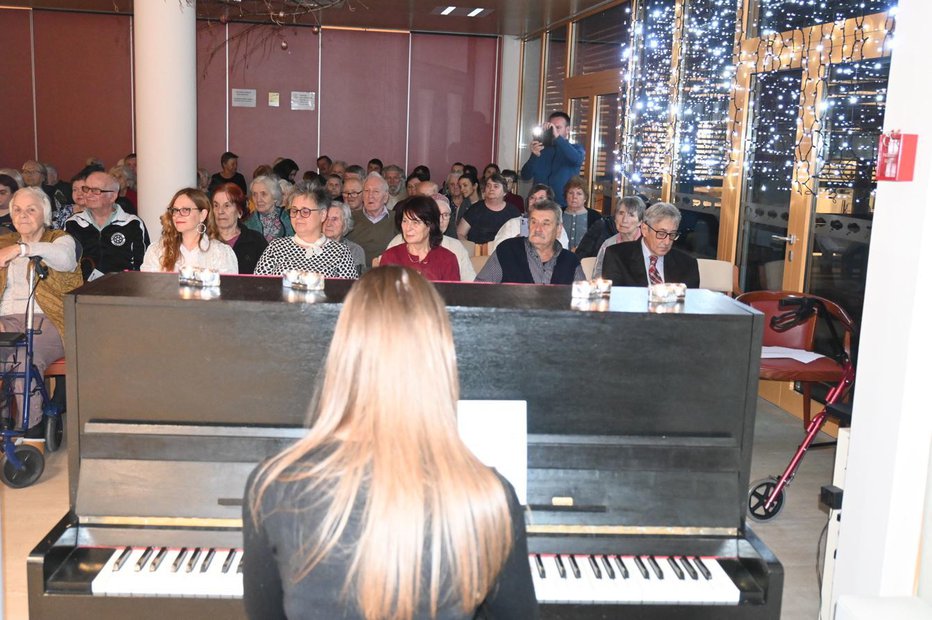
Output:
[532, 125, 556, 147]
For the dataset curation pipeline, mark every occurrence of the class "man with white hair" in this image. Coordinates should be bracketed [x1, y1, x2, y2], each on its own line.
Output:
[346, 172, 396, 268]
[65, 171, 149, 280]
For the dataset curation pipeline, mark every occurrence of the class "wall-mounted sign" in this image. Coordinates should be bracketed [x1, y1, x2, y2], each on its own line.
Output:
[268, 92, 280, 107]
[291, 91, 315, 111]
[231, 89, 256, 108]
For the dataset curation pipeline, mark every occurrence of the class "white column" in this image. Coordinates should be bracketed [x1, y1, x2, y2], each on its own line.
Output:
[133, 0, 197, 239]
[497, 36, 522, 169]
[833, 0, 932, 607]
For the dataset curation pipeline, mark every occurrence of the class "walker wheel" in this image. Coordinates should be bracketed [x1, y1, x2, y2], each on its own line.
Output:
[44, 415, 63, 453]
[1, 444, 45, 488]
[748, 477, 785, 522]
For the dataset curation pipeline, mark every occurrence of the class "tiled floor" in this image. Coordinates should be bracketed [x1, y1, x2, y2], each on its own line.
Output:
[1, 399, 835, 619]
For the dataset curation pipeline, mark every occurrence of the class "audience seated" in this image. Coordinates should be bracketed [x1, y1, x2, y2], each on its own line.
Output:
[51, 168, 93, 231]
[457, 173, 521, 245]
[271, 158, 299, 184]
[590, 195, 646, 278]
[482, 163, 500, 182]
[366, 158, 383, 174]
[253, 182, 357, 278]
[385, 193, 475, 282]
[561, 176, 600, 252]
[324, 174, 342, 200]
[244, 175, 294, 242]
[110, 164, 137, 215]
[65, 171, 149, 280]
[601, 201, 700, 288]
[340, 176, 364, 213]
[476, 199, 584, 285]
[345, 172, 396, 267]
[343, 164, 366, 182]
[501, 169, 525, 213]
[323, 200, 366, 276]
[316, 155, 332, 175]
[209, 151, 248, 195]
[379, 195, 460, 282]
[21, 160, 62, 216]
[211, 183, 268, 275]
[458, 169, 481, 212]
[0, 187, 82, 437]
[141, 188, 238, 274]
[329, 160, 348, 178]
[0, 174, 18, 231]
[45, 164, 73, 209]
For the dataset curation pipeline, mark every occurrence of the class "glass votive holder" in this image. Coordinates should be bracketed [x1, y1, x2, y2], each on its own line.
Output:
[282, 269, 325, 291]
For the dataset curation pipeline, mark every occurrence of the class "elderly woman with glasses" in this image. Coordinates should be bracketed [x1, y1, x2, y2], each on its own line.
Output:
[244, 175, 294, 242]
[322, 200, 366, 276]
[141, 188, 238, 273]
[0, 187, 82, 436]
[253, 182, 358, 278]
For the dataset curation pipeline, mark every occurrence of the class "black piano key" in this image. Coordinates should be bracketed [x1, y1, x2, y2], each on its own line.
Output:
[600, 555, 615, 579]
[554, 555, 567, 579]
[612, 555, 629, 579]
[221, 549, 237, 574]
[680, 556, 699, 580]
[633, 556, 649, 580]
[172, 548, 189, 572]
[587, 555, 602, 579]
[134, 547, 154, 572]
[112, 547, 132, 572]
[647, 555, 664, 580]
[200, 548, 217, 573]
[667, 556, 685, 580]
[533, 554, 546, 579]
[694, 556, 713, 580]
[186, 548, 202, 573]
[567, 555, 581, 579]
[149, 547, 168, 572]
[237, 554, 245, 574]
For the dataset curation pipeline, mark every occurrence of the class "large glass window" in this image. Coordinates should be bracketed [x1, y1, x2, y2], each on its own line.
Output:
[626, 0, 676, 195]
[752, 0, 897, 36]
[543, 26, 568, 117]
[573, 3, 633, 75]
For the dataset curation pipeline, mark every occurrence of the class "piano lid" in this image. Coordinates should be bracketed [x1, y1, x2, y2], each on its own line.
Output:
[64, 273, 763, 532]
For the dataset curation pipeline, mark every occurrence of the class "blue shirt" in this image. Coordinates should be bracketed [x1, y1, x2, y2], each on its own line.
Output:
[520, 137, 585, 206]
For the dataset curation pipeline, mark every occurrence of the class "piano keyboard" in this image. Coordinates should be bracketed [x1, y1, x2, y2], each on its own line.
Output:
[529, 553, 741, 605]
[91, 547, 244, 598]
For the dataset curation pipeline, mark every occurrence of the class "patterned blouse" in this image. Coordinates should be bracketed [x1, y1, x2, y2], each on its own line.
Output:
[253, 236, 359, 278]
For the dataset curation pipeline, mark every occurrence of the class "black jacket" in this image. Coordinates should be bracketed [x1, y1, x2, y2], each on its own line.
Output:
[601, 239, 700, 288]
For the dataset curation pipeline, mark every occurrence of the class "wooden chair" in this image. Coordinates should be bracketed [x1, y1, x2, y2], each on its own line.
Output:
[460, 239, 476, 256]
[736, 291, 856, 428]
[470, 254, 490, 274]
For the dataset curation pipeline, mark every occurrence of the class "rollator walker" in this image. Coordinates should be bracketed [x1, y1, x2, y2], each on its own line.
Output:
[0, 258, 65, 488]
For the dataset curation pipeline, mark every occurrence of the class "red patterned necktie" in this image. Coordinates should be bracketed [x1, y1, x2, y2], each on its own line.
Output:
[649, 255, 663, 285]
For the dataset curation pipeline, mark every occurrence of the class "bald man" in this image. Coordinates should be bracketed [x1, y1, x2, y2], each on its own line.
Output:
[65, 171, 149, 280]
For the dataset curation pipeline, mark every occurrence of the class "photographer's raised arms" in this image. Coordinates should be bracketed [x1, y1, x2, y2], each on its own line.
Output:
[520, 111, 585, 207]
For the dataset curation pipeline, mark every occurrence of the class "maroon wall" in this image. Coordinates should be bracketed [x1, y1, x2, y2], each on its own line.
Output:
[4, 10, 502, 185]
[409, 33, 500, 179]
[318, 29, 409, 172]
[0, 9, 37, 170]
[32, 11, 134, 180]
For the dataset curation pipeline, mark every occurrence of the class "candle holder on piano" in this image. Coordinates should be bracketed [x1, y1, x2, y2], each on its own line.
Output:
[282, 269, 325, 291]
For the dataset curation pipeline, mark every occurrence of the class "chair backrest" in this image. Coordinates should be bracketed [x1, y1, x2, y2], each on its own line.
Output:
[470, 254, 490, 274]
[736, 290, 818, 350]
[580, 256, 596, 280]
[697, 258, 734, 294]
[460, 239, 477, 256]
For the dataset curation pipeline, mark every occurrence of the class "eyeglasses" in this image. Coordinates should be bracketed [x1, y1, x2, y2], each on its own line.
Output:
[342, 190, 362, 198]
[644, 222, 682, 241]
[81, 186, 116, 196]
[439, 212, 451, 219]
[289, 207, 322, 218]
[168, 207, 196, 216]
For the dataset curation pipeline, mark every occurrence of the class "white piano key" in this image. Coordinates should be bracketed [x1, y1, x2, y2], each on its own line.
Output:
[699, 556, 741, 604]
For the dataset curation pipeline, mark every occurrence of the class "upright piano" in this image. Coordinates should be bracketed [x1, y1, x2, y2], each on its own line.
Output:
[28, 272, 781, 619]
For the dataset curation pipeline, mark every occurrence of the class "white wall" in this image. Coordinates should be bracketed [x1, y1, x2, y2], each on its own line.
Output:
[832, 0, 932, 606]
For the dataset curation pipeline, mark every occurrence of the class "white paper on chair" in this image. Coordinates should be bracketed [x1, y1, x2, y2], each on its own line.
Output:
[457, 400, 527, 505]
[761, 346, 825, 364]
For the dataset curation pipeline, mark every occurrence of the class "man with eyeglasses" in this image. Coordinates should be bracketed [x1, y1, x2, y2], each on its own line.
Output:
[601, 202, 699, 288]
[65, 171, 150, 280]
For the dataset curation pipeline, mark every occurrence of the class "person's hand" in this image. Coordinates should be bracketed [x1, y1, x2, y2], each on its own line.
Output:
[0, 244, 22, 269]
[530, 140, 544, 156]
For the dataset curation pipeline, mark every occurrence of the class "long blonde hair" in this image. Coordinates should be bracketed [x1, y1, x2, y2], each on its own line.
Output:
[250, 267, 514, 619]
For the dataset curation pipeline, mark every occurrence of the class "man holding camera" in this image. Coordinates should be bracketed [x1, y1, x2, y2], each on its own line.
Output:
[520, 111, 585, 207]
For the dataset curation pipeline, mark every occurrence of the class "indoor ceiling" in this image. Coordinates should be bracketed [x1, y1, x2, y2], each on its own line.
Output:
[3, 0, 619, 38]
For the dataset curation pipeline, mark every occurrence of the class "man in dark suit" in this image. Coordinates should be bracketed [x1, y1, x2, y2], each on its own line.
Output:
[601, 202, 700, 288]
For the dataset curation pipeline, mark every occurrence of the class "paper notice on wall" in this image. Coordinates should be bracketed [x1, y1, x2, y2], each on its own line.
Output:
[231, 89, 256, 108]
[268, 92, 280, 107]
[291, 91, 315, 111]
